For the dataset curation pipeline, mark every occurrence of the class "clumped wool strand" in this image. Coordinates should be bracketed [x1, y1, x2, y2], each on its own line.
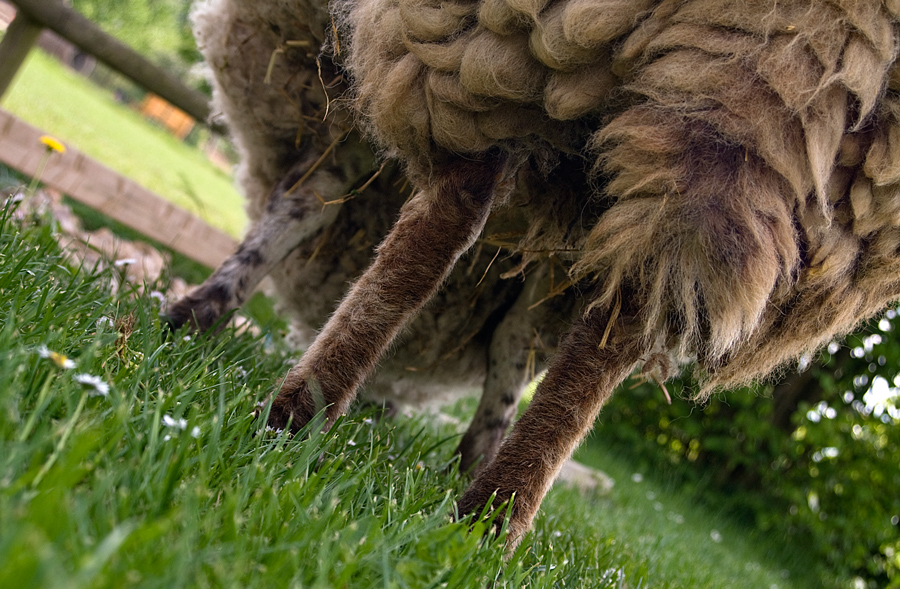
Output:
[561, 0, 657, 49]
[528, 3, 598, 70]
[544, 59, 616, 120]
[478, 0, 526, 35]
[334, 0, 900, 393]
[459, 31, 548, 102]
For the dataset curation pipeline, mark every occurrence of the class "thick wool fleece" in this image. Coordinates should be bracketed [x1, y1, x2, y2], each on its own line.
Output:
[336, 0, 900, 394]
[191, 0, 356, 222]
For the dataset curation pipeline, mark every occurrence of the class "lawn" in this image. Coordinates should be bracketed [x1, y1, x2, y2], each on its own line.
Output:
[0, 49, 247, 238]
[0, 201, 835, 588]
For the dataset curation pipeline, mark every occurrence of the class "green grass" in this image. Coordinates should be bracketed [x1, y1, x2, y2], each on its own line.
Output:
[0, 205, 833, 588]
[1, 49, 247, 238]
[569, 443, 833, 588]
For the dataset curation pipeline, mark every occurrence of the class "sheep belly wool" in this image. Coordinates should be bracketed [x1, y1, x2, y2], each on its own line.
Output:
[336, 0, 900, 393]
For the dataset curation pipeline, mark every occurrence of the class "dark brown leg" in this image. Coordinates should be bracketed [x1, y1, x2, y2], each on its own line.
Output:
[267, 154, 511, 430]
[456, 304, 644, 548]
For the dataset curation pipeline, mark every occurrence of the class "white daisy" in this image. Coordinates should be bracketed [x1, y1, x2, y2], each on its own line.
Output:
[74, 373, 110, 397]
[162, 415, 188, 430]
[38, 345, 75, 369]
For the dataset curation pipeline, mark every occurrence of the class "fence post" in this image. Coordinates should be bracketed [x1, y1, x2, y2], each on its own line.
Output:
[0, 11, 43, 100]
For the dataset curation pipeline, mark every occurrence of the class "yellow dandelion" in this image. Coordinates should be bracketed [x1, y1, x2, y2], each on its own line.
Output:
[40, 135, 66, 154]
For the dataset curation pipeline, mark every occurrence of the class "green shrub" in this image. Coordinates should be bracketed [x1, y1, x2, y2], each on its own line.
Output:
[592, 329, 900, 586]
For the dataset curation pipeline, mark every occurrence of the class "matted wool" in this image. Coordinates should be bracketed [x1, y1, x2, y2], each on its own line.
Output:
[561, 0, 657, 49]
[459, 30, 548, 101]
[544, 59, 616, 121]
[404, 32, 469, 71]
[399, 0, 474, 42]
[529, 3, 598, 70]
[478, 0, 526, 35]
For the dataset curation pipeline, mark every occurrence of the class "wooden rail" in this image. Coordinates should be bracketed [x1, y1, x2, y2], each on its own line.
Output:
[0, 2, 239, 269]
[0, 108, 238, 269]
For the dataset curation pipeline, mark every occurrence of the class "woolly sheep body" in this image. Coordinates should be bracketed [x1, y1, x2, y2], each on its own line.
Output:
[179, 0, 900, 547]
[180, 0, 576, 470]
[338, 0, 900, 393]
[192, 0, 566, 407]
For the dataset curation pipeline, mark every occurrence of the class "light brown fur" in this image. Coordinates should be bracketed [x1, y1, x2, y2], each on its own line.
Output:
[338, 0, 900, 396]
[329, 0, 900, 546]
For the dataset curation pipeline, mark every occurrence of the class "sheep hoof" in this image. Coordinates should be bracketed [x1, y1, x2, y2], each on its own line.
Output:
[164, 284, 235, 333]
[456, 489, 527, 550]
[262, 383, 318, 434]
[455, 429, 505, 476]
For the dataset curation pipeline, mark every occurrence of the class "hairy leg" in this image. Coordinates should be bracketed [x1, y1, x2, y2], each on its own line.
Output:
[457, 304, 644, 548]
[165, 157, 347, 331]
[267, 154, 512, 430]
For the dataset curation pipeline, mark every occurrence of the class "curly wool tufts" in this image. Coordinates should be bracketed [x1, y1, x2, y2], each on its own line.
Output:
[335, 0, 900, 395]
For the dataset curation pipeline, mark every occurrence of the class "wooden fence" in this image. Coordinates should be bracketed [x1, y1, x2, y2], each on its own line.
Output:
[0, 0, 219, 130]
[0, 0, 240, 269]
[0, 108, 237, 269]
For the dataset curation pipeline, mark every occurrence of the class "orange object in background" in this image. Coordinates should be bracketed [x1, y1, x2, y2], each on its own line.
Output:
[140, 94, 195, 140]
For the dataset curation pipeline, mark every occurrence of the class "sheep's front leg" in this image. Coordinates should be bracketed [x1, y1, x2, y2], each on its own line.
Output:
[268, 155, 510, 430]
[457, 305, 644, 548]
[165, 157, 345, 331]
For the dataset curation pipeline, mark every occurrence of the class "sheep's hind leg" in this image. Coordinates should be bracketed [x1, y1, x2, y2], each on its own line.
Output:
[456, 304, 644, 548]
[267, 154, 511, 431]
[165, 157, 345, 331]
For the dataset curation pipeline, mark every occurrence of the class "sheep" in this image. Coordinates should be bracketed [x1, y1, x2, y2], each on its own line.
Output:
[173, 0, 900, 547]
[170, 0, 578, 474]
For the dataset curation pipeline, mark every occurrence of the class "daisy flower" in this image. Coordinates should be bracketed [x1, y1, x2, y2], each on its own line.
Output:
[38, 345, 75, 370]
[161, 414, 201, 441]
[162, 414, 188, 430]
[74, 373, 110, 397]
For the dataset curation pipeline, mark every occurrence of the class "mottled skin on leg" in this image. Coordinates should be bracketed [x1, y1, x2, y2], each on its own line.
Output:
[456, 266, 567, 473]
[165, 157, 347, 331]
[456, 304, 643, 548]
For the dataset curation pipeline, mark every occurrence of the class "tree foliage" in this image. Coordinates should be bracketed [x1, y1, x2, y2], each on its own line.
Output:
[69, 0, 201, 71]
